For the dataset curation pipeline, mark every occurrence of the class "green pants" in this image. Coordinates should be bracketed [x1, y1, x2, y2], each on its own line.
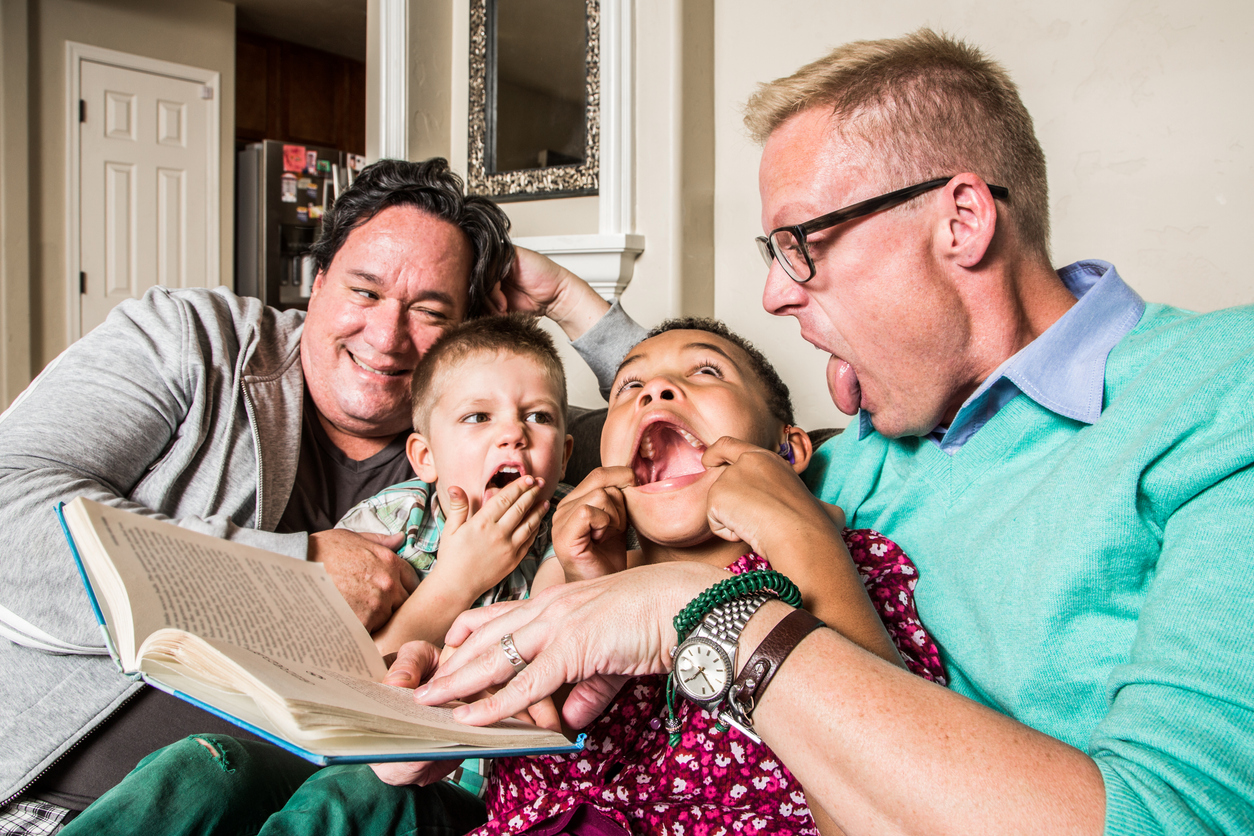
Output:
[59, 735, 486, 836]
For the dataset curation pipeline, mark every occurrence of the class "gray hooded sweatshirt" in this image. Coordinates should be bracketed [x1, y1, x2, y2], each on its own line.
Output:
[0, 287, 308, 803]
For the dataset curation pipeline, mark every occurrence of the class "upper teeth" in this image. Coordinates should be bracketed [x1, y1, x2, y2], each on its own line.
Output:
[639, 426, 702, 459]
[499, 466, 519, 474]
[351, 354, 403, 376]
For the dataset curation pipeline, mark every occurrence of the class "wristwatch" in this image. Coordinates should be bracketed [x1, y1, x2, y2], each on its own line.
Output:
[671, 592, 771, 712]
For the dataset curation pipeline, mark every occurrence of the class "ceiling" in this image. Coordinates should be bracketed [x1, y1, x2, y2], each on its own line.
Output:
[232, 0, 368, 62]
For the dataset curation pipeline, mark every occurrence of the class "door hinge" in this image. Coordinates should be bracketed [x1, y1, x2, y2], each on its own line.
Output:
[79, 99, 86, 123]
[80, 272, 86, 294]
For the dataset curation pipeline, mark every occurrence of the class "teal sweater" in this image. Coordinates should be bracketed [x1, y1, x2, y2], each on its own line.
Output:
[805, 303, 1254, 834]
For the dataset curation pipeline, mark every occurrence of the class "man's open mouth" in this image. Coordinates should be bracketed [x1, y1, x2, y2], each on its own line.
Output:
[630, 420, 706, 487]
[350, 352, 408, 377]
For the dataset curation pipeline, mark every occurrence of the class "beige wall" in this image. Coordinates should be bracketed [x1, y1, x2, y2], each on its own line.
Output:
[618, 0, 714, 324]
[713, 0, 1254, 430]
[406, 0, 455, 163]
[1, 0, 33, 406]
[26, 0, 234, 373]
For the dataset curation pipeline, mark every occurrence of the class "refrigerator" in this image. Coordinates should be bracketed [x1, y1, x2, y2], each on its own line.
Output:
[236, 140, 367, 310]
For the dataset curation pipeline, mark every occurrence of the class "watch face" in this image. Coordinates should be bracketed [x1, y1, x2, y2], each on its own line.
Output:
[674, 637, 731, 704]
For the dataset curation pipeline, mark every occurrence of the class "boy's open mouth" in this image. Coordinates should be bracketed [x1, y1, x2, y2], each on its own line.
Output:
[631, 420, 707, 487]
[487, 464, 524, 491]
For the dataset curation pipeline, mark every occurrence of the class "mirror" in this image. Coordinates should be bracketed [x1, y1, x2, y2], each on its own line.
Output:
[468, 0, 599, 200]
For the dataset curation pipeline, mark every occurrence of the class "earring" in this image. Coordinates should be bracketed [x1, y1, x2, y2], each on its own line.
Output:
[778, 436, 795, 464]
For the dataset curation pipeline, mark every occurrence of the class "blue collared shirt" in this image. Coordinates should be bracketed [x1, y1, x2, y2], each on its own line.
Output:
[858, 260, 1146, 454]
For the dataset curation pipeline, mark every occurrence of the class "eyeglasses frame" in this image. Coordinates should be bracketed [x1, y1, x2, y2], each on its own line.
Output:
[756, 176, 1011, 283]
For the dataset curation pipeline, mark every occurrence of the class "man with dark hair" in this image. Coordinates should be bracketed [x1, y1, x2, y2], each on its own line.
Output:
[309, 158, 514, 321]
[0, 157, 632, 830]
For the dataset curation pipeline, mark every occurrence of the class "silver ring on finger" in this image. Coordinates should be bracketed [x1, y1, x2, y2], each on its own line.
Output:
[500, 633, 527, 675]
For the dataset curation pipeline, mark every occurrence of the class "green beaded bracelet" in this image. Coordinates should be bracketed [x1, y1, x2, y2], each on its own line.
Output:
[672, 570, 801, 642]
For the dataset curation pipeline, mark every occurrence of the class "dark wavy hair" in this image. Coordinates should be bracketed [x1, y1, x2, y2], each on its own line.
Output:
[309, 158, 514, 318]
[642, 317, 794, 426]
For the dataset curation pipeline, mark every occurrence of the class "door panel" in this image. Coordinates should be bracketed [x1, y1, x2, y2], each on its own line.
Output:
[157, 168, 185, 287]
[79, 59, 211, 334]
[103, 161, 134, 296]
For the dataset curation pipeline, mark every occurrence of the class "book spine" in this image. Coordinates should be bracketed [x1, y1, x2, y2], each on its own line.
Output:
[55, 501, 124, 668]
[140, 674, 333, 767]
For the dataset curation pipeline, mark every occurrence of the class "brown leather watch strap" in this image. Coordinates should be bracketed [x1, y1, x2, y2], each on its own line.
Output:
[728, 608, 824, 721]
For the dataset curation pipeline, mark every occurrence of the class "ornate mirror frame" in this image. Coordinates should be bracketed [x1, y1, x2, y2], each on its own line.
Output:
[467, 0, 600, 200]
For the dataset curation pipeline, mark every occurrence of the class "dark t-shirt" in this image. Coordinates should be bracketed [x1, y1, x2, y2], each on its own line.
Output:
[276, 398, 413, 534]
[33, 402, 413, 810]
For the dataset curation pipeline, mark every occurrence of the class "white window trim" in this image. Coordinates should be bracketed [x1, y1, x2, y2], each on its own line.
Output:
[373, 0, 408, 161]
[372, 0, 641, 300]
[517, 0, 641, 300]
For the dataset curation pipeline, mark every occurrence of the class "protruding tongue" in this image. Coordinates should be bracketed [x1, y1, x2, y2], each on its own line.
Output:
[826, 355, 861, 416]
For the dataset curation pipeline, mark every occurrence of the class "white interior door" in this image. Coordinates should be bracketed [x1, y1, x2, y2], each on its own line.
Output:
[78, 58, 213, 335]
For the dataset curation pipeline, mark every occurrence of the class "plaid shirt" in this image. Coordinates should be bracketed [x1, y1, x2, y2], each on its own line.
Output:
[336, 478, 570, 797]
[336, 479, 569, 607]
[0, 798, 73, 836]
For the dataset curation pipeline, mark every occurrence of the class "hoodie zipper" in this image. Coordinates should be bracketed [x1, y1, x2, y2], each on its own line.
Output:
[240, 380, 265, 529]
[2, 684, 145, 808]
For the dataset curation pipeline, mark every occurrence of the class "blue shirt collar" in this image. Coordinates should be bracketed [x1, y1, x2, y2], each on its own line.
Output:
[858, 260, 1146, 449]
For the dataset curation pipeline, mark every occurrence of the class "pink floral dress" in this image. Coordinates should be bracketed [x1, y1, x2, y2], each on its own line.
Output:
[468, 529, 945, 836]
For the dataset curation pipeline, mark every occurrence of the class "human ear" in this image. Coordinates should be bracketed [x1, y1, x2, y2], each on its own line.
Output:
[559, 434, 574, 479]
[405, 432, 439, 483]
[781, 425, 813, 474]
[943, 174, 999, 269]
[309, 269, 327, 299]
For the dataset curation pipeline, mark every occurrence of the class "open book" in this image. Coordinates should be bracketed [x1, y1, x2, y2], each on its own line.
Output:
[58, 497, 582, 766]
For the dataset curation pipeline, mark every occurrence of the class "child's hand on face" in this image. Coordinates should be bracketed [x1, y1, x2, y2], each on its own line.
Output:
[701, 436, 842, 561]
[552, 466, 636, 581]
[426, 476, 551, 602]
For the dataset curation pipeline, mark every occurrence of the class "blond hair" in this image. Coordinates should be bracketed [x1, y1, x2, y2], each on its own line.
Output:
[745, 29, 1049, 259]
[410, 313, 567, 434]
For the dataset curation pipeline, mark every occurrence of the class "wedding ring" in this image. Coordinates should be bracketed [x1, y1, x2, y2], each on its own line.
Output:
[500, 633, 527, 674]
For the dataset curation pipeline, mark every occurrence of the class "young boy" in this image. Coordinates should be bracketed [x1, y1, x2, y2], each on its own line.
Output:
[339, 312, 575, 656]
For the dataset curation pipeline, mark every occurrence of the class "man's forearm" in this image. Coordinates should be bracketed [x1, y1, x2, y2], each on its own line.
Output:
[740, 602, 1106, 836]
[548, 274, 611, 341]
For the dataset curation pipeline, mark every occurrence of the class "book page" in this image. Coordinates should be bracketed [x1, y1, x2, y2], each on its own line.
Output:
[69, 498, 386, 680]
[143, 663, 566, 760]
[138, 632, 572, 752]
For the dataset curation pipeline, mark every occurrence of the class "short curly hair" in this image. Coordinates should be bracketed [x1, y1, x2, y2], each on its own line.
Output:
[641, 317, 794, 427]
[309, 158, 514, 319]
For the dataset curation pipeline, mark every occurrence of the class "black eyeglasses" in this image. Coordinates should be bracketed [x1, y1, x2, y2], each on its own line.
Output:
[755, 176, 1010, 283]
